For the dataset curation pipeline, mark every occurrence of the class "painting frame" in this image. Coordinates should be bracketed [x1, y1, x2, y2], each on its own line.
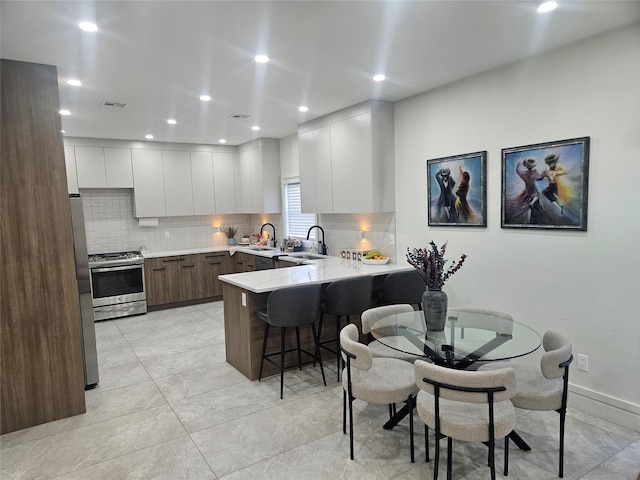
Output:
[427, 151, 487, 227]
[501, 136, 590, 231]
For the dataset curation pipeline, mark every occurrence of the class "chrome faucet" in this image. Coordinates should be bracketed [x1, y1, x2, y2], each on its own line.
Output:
[260, 223, 277, 247]
[306, 225, 327, 255]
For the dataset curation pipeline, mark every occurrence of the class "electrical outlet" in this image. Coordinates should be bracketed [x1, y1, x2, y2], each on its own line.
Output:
[577, 354, 588, 372]
[241, 292, 247, 307]
[389, 234, 395, 245]
[164, 231, 170, 239]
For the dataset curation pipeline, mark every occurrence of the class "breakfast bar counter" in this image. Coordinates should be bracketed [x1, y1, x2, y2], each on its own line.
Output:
[219, 257, 412, 380]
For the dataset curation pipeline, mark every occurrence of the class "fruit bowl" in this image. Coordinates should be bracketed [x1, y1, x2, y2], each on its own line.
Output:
[362, 257, 390, 265]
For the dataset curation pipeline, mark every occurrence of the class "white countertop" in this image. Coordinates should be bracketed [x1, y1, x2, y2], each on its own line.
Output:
[219, 256, 412, 293]
[141, 246, 283, 259]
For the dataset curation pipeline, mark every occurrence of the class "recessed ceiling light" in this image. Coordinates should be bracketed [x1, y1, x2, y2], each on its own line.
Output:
[200, 95, 211, 102]
[59, 109, 71, 116]
[78, 21, 98, 32]
[373, 74, 386, 82]
[67, 79, 82, 86]
[298, 106, 309, 112]
[219, 139, 227, 144]
[166, 118, 177, 125]
[254, 54, 269, 64]
[252, 125, 260, 131]
[61, 129, 65, 134]
[537, 1, 558, 13]
[145, 134, 154, 140]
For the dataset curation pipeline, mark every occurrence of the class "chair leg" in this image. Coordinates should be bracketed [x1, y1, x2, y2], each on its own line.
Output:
[559, 409, 566, 478]
[315, 312, 324, 367]
[504, 435, 509, 476]
[434, 430, 440, 480]
[342, 389, 347, 434]
[489, 438, 496, 480]
[425, 425, 430, 463]
[258, 323, 270, 382]
[310, 323, 326, 386]
[336, 315, 342, 382]
[348, 385, 354, 460]
[279, 327, 286, 400]
[295, 327, 302, 370]
[409, 395, 415, 463]
[447, 436, 453, 480]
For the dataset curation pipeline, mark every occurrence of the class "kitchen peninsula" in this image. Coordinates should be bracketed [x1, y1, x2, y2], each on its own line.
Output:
[219, 256, 412, 380]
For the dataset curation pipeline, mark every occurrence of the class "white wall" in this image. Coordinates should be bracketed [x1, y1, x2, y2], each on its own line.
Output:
[394, 25, 640, 428]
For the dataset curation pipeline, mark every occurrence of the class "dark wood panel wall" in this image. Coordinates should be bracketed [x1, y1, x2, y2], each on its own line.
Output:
[1, 59, 86, 433]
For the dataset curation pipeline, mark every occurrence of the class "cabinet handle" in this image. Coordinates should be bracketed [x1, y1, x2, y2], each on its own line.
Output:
[152, 267, 166, 272]
[209, 261, 222, 265]
[163, 258, 186, 263]
[205, 254, 224, 258]
[182, 265, 195, 269]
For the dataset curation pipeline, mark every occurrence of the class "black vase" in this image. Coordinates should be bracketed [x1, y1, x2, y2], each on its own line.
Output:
[422, 288, 448, 331]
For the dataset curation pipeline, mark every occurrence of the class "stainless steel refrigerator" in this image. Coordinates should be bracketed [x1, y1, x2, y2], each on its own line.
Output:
[69, 194, 99, 388]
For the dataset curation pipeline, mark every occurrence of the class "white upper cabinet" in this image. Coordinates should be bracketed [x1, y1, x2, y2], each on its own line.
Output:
[73, 145, 133, 188]
[64, 145, 78, 194]
[212, 151, 237, 213]
[104, 147, 134, 187]
[190, 151, 216, 215]
[298, 125, 332, 213]
[131, 149, 166, 217]
[298, 100, 395, 213]
[236, 138, 281, 213]
[162, 150, 194, 216]
[75, 146, 107, 188]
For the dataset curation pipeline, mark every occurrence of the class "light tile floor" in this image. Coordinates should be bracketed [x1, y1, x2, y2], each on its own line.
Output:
[2, 301, 639, 479]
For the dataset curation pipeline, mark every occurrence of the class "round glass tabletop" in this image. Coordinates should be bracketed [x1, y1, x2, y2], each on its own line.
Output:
[370, 308, 542, 369]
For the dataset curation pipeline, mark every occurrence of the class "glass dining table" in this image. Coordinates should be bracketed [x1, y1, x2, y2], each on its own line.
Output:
[370, 308, 542, 369]
[371, 308, 542, 450]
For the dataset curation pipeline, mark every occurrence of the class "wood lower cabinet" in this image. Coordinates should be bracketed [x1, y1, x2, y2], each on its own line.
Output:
[231, 252, 255, 272]
[145, 252, 230, 307]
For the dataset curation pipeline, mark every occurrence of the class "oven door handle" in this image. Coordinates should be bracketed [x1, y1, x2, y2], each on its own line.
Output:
[92, 264, 143, 273]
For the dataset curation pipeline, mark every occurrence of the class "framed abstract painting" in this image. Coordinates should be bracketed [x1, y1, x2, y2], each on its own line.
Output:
[501, 136, 590, 230]
[427, 151, 487, 227]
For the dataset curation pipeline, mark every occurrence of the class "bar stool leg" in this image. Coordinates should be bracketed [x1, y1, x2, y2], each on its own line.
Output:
[259, 322, 270, 382]
[280, 327, 286, 399]
[296, 327, 302, 370]
[311, 323, 326, 386]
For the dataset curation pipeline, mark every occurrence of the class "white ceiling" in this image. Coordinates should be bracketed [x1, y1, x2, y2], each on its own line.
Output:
[2, 1, 639, 146]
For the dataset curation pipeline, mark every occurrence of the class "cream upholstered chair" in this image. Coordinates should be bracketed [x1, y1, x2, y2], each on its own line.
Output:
[339, 324, 418, 461]
[479, 330, 573, 477]
[360, 304, 423, 362]
[414, 359, 516, 480]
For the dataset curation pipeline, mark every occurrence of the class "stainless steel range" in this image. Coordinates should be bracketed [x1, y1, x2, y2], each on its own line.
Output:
[88, 251, 147, 321]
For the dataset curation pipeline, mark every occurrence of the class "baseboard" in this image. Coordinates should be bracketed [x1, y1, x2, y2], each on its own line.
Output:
[568, 383, 640, 431]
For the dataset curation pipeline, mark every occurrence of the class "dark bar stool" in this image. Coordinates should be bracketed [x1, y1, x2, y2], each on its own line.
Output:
[317, 275, 374, 381]
[257, 283, 326, 399]
[380, 270, 425, 310]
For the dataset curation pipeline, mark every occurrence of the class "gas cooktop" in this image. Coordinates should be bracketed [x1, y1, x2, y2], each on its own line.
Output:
[88, 251, 144, 267]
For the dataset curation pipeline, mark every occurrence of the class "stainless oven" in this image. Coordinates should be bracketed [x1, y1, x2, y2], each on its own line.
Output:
[89, 251, 147, 321]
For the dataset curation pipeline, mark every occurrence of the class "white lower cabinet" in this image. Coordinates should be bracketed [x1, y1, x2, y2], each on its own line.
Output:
[132, 149, 166, 217]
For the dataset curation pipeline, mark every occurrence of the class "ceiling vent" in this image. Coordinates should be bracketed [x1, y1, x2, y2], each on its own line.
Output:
[101, 100, 128, 108]
[228, 114, 251, 120]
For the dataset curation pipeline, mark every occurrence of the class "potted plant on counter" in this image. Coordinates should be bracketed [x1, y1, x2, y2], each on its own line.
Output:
[283, 237, 303, 252]
[222, 225, 239, 246]
[406, 240, 467, 331]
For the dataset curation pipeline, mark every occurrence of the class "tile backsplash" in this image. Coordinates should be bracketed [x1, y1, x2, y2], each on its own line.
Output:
[80, 189, 396, 261]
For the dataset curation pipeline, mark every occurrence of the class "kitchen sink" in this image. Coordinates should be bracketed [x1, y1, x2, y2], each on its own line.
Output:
[245, 246, 277, 251]
[284, 252, 327, 260]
